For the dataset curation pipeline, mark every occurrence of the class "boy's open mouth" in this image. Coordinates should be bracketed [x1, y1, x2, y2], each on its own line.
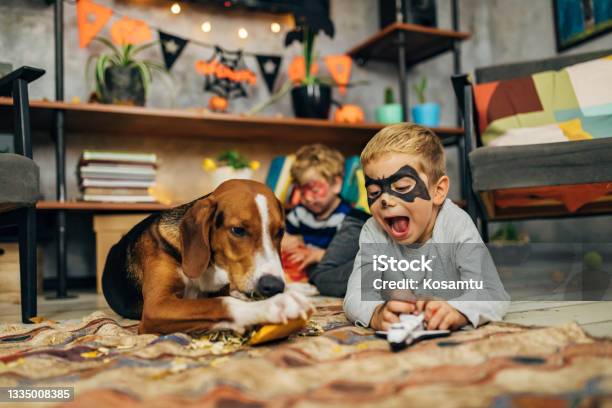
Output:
[385, 216, 410, 238]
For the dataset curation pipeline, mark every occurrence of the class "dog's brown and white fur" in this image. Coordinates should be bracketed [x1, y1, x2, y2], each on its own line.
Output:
[102, 179, 313, 334]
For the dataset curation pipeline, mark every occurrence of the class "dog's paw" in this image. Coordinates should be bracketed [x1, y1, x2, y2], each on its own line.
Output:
[219, 292, 315, 333]
[260, 291, 314, 324]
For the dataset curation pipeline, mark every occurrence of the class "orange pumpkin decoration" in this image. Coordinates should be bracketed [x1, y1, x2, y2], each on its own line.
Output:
[110, 17, 153, 46]
[208, 96, 229, 112]
[334, 104, 365, 124]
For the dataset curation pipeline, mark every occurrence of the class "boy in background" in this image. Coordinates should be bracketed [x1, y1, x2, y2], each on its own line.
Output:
[282, 144, 352, 271]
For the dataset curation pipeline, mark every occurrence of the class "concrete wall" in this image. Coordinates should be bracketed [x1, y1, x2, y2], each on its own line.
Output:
[0, 0, 610, 280]
[2, 0, 611, 122]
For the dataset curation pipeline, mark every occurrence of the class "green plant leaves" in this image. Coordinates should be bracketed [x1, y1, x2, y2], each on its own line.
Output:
[216, 150, 251, 169]
[413, 76, 428, 104]
[95, 54, 110, 96]
[93, 37, 121, 56]
[86, 36, 170, 100]
[133, 61, 152, 95]
[384, 87, 395, 104]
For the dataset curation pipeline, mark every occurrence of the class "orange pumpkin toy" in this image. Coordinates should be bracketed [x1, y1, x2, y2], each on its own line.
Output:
[208, 96, 229, 112]
[333, 104, 365, 124]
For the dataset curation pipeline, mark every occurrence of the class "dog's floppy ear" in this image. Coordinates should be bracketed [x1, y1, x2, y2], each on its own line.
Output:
[180, 196, 217, 279]
[275, 196, 285, 223]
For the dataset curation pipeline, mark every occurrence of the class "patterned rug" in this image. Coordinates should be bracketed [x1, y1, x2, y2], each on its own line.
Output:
[1, 298, 611, 408]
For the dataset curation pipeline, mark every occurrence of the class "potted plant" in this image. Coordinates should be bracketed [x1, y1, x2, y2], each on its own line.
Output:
[247, 8, 367, 119]
[284, 5, 336, 119]
[288, 26, 332, 119]
[87, 37, 166, 106]
[411, 77, 441, 127]
[202, 150, 260, 188]
[376, 87, 404, 124]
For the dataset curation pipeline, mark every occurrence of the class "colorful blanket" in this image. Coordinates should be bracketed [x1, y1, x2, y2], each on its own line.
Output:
[474, 55, 612, 146]
[1, 298, 611, 407]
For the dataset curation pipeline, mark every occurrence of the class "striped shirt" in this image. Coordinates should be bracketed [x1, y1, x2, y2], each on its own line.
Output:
[286, 199, 352, 249]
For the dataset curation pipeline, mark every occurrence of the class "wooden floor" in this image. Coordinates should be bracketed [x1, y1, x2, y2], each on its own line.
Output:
[0, 291, 611, 337]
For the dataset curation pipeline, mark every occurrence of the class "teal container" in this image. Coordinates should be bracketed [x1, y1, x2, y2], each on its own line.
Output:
[411, 103, 441, 127]
[375, 103, 404, 124]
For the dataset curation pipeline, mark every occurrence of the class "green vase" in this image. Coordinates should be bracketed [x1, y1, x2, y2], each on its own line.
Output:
[376, 103, 404, 124]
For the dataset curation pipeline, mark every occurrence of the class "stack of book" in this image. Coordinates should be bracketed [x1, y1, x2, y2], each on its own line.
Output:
[78, 151, 158, 203]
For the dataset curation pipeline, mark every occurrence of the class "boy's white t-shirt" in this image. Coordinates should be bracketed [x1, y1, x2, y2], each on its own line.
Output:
[343, 198, 510, 328]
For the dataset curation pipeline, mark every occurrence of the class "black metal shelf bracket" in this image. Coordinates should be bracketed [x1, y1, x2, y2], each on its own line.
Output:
[51, 0, 75, 300]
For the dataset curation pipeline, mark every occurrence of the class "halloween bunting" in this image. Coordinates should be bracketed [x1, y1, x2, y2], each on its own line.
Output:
[255, 55, 282, 94]
[159, 31, 189, 70]
[72, 0, 300, 105]
[76, 0, 113, 48]
[288, 56, 319, 84]
[324, 55, 352, 94]
[110, 17, 153, 46]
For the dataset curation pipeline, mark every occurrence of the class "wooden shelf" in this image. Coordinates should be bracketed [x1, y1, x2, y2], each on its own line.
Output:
[0, 98, 463, 144]
[35, 199, 466, 212]
[347, 23, 470, 66]
[36, 201, 173, 212]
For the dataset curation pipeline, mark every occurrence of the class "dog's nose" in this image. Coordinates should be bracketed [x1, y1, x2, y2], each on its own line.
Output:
[256, 275, 285, 298]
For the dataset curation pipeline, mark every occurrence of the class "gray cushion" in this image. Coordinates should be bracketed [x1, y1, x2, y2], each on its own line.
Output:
[469, 138, 612, 191]
[0, 153, 40, 209]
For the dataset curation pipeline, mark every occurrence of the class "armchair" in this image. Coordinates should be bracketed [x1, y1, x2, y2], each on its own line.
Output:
[453, 49, 612, 240]
[0, 66, 45, 323]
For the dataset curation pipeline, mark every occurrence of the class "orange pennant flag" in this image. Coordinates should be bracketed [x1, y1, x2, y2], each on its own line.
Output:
[288, 56, 318, 84]
[76, 0, 113, 48]
[324, 55, 352, 94]
[110, 17, 153, 46]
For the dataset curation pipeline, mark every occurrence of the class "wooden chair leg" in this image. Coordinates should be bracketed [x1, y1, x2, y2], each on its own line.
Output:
[18, 206, 37, 323]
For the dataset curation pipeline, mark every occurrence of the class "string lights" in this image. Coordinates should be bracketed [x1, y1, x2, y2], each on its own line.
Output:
[167, 2, 281, 39]
[67, 0, 283, 52]
[201, 21, 212, 33]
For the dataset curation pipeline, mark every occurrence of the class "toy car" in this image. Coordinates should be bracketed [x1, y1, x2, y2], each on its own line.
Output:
[376, 313, 450, 352]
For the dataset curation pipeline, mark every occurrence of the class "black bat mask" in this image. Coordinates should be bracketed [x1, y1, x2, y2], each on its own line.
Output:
[364, 165, 431, 207]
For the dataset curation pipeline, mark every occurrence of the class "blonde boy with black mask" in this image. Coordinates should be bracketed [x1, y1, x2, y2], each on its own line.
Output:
[344, 123, 509, 331]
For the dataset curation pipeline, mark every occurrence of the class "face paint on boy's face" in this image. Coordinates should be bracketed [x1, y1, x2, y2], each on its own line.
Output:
[364, 165, 431, 207]
[299, 180, 329, 201]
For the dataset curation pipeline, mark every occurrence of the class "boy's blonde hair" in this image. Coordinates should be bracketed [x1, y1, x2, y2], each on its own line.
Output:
[360, 123, 445, 184]
[291, 144, 344, 185]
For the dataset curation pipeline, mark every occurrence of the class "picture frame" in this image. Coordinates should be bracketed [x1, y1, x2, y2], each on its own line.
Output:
[553, 0, 612, 52]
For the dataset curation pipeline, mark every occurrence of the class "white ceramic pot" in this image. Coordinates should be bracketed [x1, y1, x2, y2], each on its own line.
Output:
[211, 166, 253, 188]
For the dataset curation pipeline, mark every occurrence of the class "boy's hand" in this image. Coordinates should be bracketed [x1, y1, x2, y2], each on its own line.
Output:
[281, 234, 304, 252]
[298, 247, 325, 269]
[286, 246, 325, 269]
[415, 300, 468, 330]
[370, 301, 416, 331]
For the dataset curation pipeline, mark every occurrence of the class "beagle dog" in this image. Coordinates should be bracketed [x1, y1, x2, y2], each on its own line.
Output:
[102, 179, 313, 334]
